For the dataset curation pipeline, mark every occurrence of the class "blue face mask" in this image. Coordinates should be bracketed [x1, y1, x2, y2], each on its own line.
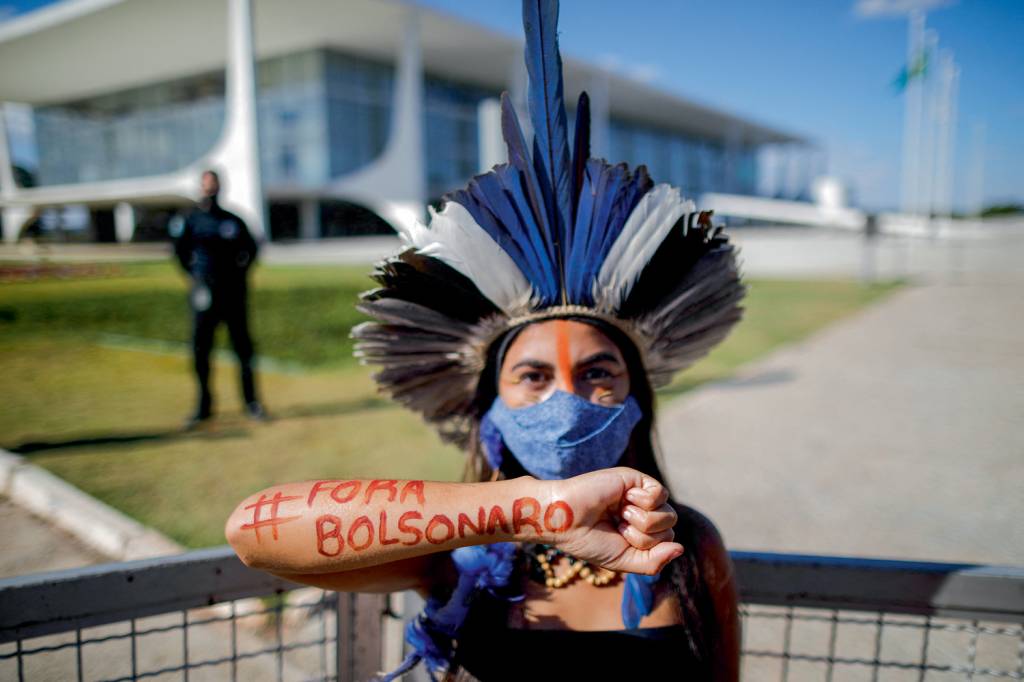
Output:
[481, 391, 643, 480]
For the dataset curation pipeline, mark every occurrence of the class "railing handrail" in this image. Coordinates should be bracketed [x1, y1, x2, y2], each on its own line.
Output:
[2, 547, 1022, 644]
[732, 550, 1024, 623]
[0, 546, 301, 643]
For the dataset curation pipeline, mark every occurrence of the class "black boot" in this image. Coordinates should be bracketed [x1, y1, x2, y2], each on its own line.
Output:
[185, 391, 213, 430]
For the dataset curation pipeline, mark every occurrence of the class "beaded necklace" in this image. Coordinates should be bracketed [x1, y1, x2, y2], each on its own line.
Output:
[525, 544, 621, 588]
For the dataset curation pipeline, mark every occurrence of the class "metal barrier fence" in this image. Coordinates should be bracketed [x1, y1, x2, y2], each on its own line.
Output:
[1, 548, 1021, 681]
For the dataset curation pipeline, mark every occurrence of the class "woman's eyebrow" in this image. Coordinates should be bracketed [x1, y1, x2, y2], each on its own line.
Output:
[577, 352, 621, 367]
[509, 359, 553, 372]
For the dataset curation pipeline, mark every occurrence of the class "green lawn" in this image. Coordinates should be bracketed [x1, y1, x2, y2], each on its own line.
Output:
[0, 261, 901, 547]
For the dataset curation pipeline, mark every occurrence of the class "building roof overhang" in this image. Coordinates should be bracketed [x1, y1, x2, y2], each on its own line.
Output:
[0, 0, 804, 146]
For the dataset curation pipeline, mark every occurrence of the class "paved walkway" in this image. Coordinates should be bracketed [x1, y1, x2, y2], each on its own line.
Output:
[659, 273, 1024, 565]
[0, 496, 107, 579]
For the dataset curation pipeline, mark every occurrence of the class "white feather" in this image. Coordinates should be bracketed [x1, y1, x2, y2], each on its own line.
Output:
[593, 184, 695, 311]
[402, 202, 535, 313]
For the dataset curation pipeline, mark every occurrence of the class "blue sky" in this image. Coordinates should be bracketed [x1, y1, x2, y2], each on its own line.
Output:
[416, 0, 1023, 211]
[2, 0, 1021, 211]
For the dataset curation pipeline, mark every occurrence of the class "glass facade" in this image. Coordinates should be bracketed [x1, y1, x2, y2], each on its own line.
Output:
[16, 46, 760, 236]
[608, 118, 758, 197]
[27, 49, 397, 189]
[33, 73, 225, 185]
[423, 77, 497, 201]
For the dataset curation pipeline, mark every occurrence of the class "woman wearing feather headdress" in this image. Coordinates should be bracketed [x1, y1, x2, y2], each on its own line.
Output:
[227, 1, 743, 679]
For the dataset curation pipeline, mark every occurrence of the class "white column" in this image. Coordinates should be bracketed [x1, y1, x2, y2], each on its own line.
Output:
[478, 98, 504, 172]
[299, 198, 320, 240]
[205, 0, 265, 239]
[0, 104, 18, 198]
[588, 73, 611, 160]
[0, 104, 32, 243]
[724, 123, 741, 194]
[388, 9, 426, 208]
[113, 202, 135, 243]
[507, 46, 531, 143]
[327, 7, 425, 232]
[2, 206, 32, 243]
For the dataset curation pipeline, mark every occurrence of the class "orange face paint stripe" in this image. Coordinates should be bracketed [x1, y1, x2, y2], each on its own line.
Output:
[554, 319, 573, 393]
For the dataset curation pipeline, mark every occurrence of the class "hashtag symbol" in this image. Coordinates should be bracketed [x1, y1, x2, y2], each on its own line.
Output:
[241, 492, 302, 543]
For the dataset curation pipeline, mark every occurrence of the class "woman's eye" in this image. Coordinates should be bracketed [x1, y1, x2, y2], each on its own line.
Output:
[582, 367, 613, 381]
[520, 371, 548, 385]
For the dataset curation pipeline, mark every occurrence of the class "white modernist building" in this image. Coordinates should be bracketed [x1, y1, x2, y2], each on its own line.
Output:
[0, 0, 808, 244]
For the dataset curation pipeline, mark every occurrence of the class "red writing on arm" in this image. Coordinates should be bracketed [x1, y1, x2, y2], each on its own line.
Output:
[486, 505, 510, 534]
[543, 500, 574, 533]
[378, 511, 399, 546]
[347, 515, 374, 551]
[364, 480, 398, 504]
[400, 480, 425, 505]
[457, 507, 486, 538]
[315, 514, 343, 557]
[398, 511, 423, 546]
[512, 497, 543, 536]
[241, 492, 302, 543]
[307, 480, 341, 508]
[331, 481, 361, 504]
[425, 514, 455, 544]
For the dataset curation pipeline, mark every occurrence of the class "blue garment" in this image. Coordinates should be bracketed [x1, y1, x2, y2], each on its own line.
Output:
[481, 391, 642, 479]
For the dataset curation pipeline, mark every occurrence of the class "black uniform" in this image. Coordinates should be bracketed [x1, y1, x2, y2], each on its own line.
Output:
[172, 201, 260, 418]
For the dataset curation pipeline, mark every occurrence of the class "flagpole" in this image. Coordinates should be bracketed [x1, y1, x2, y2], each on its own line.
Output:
[918, 29, 940, 225]
[899, 10, 925, 216]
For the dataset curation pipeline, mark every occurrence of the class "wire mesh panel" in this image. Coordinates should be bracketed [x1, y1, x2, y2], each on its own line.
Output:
[741, 605, 1024, 681]
[0, 589, 338, 682]
[2, 548, 1021, 681]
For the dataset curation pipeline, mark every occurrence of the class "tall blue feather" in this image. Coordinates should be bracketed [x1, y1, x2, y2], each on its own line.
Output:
[444, 0, 654, 309]
[523, 0, 572, 300]
[445, 96, 564, 306]
[571, 91, 591, 220]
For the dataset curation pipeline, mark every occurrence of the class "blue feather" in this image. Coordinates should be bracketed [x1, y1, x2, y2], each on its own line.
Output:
[563, 159, 653, 304]
[523, 0, 573, 297]
[571, 91, 591, 219]
[500, 93, 555, 258]
[447, 163, 561, 306]
[444, 1, 655, 309]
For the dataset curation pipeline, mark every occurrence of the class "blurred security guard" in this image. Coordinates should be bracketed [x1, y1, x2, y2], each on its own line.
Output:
[171, 169, 266, 427]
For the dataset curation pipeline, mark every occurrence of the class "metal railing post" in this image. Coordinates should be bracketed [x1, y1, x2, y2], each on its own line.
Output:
[336, 592, 355, 682]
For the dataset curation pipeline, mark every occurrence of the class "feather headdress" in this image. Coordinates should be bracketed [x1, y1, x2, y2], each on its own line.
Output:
[353, 0, 744, 446]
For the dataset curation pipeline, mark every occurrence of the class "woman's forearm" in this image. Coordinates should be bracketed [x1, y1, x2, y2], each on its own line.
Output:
[227, 468, 684, 577]
[225, 476, 568, 573]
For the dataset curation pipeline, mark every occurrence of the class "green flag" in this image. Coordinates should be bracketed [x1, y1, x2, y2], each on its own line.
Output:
[893, 49, 930, 92]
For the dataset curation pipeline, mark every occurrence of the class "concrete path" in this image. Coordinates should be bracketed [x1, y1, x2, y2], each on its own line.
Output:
[659, 274, 1024, 566]
[0, 496, 107, 578]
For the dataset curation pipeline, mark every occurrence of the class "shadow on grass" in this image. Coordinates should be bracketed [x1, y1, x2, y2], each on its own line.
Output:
[7, 395, 393, 455]
[10, 427, 250, 455]
[269, 395, 391, 419]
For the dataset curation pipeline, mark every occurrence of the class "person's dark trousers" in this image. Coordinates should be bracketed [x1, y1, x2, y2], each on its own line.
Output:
[191, 282, 258, 417]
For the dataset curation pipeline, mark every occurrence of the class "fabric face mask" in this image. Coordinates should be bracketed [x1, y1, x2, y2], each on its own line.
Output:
[481, 391, 643, 480]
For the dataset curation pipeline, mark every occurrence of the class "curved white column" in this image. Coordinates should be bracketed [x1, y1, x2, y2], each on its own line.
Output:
[113, 201, 135, 243]
[200, 0, 265, 239]
[477, 98, 504, 172]
[0, 104, 31, 242]
[326, 7, 425, 233]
